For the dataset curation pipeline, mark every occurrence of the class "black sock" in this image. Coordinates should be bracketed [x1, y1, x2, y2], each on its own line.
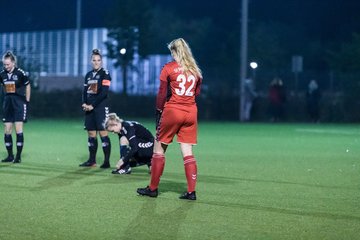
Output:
[101, 136, 111, 163]
[120, 145, 131, 167]
[16, 133, 24, 159]
[4, 134, 13, 157]
[88, 137, 98, 162]
[120, 145, 129, 158]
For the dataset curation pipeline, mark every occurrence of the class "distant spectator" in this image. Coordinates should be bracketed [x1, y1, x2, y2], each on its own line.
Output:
[243, 78, 257, 121]
[306, 79, 321, 123]
[268, 77, 286, 122]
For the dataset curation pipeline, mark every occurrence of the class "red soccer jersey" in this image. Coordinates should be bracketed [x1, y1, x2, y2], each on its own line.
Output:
[156, 61, 202, 111]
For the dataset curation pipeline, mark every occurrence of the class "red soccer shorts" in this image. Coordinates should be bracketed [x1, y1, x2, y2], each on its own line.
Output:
[157, 105, 198, 145]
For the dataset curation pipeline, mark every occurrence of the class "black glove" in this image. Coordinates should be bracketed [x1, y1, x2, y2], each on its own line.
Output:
[155, 109, 162, 130]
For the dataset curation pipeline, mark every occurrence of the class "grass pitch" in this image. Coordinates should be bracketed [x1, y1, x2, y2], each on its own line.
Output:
[0, 119, 359, 240]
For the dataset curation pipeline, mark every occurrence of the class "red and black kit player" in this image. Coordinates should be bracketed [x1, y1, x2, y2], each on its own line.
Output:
[137, 38, 202, 200]
[0, 51, 31, 163]
[80, 49, 111, 168]
[104, 113, 154, 174]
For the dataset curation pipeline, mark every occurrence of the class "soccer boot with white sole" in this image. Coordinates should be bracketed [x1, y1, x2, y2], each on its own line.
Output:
[112, 165, 131, 174]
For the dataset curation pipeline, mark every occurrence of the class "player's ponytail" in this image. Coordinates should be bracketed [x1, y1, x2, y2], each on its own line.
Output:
[91, 49, 102, 58]
[168, 38, 202, 79]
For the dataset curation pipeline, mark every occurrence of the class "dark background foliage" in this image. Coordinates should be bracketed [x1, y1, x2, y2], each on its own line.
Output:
[2, 0, 360, 121]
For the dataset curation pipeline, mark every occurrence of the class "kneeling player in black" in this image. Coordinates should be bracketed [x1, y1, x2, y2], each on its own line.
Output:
[80, 49, 111, 168]
[104, 113, 154, 174]
[0, 51, 31, 163]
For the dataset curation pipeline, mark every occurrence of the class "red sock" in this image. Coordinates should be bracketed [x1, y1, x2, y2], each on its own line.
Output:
[184, 155, 197, 192]
[149, 153, 165, 191]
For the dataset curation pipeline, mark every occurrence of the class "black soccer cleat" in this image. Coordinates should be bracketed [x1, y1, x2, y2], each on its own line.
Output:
[112, 165, 131, 174]
[13, 157, 21, 163]
[1, 155, 14, 163]
[179, 191, 196, 200]
[79, 160, 96, 167]
[100, 162, 110, 169]
[137, 186, 158, 198]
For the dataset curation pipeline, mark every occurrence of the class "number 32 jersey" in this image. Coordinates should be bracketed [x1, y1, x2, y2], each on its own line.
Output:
[158, 61, 202, 110]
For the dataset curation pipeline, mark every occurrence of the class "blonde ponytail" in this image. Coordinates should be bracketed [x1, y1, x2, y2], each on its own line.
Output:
[168, 38, 202, 78]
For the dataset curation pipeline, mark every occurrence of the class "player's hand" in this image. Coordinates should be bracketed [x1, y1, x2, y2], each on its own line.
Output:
[116, 159, 124, 169]
[82, 104, 94, 112]
[87, 105, 94, 111]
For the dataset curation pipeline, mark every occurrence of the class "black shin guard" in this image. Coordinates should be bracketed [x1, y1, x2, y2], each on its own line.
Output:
[16, 133, 24, 159]
[4, 134, 13, 157]
[120, 145, 130, 158]
[88, 137, 98, 162]
[101, 136, 111, 163]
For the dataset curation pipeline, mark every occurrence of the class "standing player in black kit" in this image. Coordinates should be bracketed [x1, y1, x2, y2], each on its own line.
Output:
[0, 51, 31, 163]
[79, 49, 111, 168]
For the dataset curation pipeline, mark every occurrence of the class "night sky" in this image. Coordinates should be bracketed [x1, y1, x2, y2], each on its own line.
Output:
[250, 0, 360, 42]
[1, 0, 360, 45]
[1, 0, 114, 32]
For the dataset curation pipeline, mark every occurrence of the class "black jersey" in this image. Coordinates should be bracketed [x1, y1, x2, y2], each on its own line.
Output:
[82, 67, 111, 108]
[118, 121, 154, 163]
[0, 67, 29, 99]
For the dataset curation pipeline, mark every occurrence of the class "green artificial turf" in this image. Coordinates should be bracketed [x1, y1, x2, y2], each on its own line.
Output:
[0, 119, 359, 240]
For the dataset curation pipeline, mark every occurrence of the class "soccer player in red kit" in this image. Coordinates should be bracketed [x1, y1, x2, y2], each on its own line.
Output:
[137, 38, 202, 200]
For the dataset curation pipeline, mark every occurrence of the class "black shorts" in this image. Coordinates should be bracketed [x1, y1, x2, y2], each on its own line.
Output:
[133, 140, 154, 165]
[2, 95, 28, 123]
[84, 106, 109, 131]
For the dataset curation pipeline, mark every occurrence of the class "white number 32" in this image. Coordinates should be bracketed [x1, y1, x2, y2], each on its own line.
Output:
[175, 74, 196, 96]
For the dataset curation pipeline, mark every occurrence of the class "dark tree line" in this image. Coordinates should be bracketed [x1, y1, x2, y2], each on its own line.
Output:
[103, 0, 360, 121]
[104, 0, 360, 91]
[3, 0, 360, 121]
